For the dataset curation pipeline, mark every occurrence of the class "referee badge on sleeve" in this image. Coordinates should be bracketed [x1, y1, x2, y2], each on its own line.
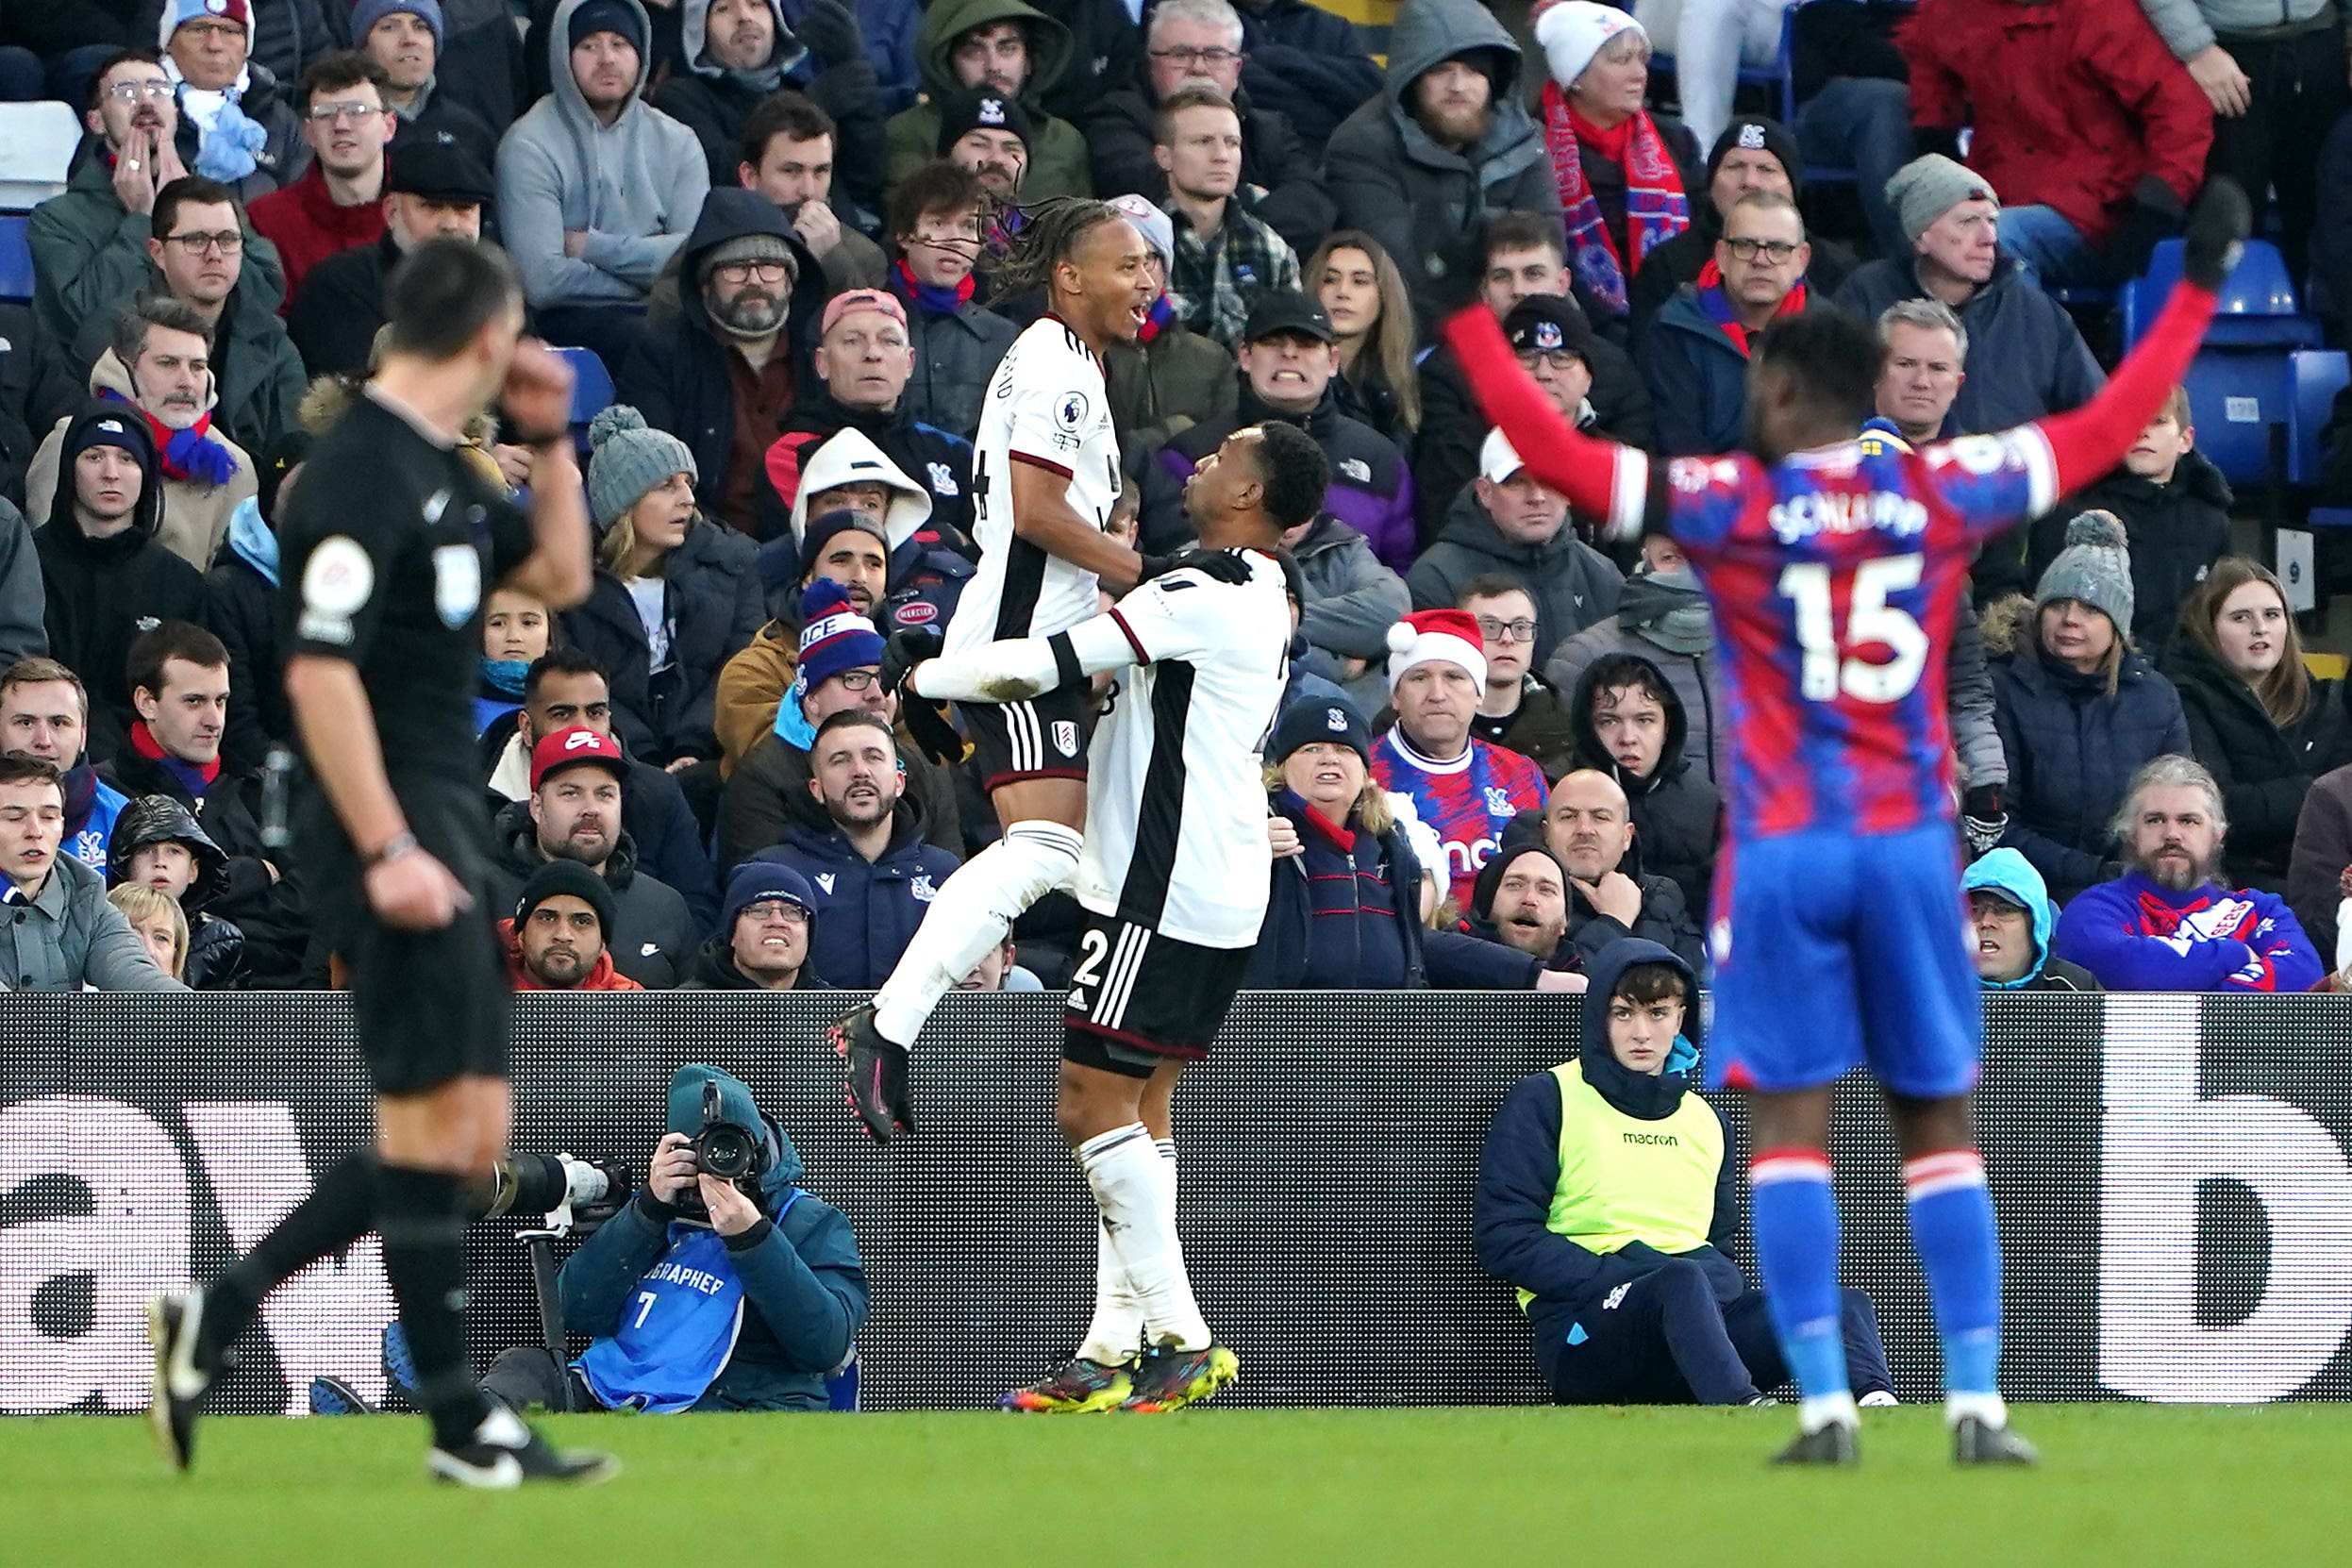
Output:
[432, 544, 482, 628]
[297, 535, 374, 645]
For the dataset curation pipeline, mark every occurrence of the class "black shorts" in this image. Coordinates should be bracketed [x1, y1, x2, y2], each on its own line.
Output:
[959, 689, 1089, 792]
[1061, 912, 1250, 1078]
[335, 892, 511, 1095]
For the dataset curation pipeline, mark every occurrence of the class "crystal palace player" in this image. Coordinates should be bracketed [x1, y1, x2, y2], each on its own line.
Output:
[832, 199, 1249, 1139]
[887, 423, 1328, 1412]
[1444, 179, 2252, 1466]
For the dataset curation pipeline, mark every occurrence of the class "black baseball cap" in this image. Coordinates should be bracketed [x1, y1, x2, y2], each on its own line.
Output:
[1504, 295, 1594, 360]
[1243, 290, 1337, 346]
[387, 134, 494, 206]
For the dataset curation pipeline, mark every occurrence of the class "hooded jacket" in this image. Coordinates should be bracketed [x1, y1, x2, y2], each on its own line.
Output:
[32, 407, 209, 760]
[2024, 451, 2232, 652]
[0, 850, 185, 992]
[883, 261, 1022, 444]
[64, 275, 306, 466]
[1104, 322, 1239, 468]
[1641, 275, 1818, 458]
[654, 0, 887, 200]
[1146, 382, 1414, 571]
[28, 138, 291, 350]
[1408, 487, 1625, 671]
[25, 348, 260, 573]
[484, 800, 696, 988]
[618, 190, 825, 525]
[559, 1063, 867, 1411]
[496, 0, 712, 308]
[105, 791, 248, 988]
[881, 0, 1092, 200]
[1833, 255, 2104, 439]
[1962, 846, 2099, 991]
[1082, 81, 1335, 261]
[1323, 0, 1562, 330]
[0, 500, 43, 670]
[1565, 655, 1721, 915]
[1984, 593, 2192, 904]
[1476, 938, 1737, 1383]
[2054, 866, 2324, 993]
[495, 913, 645, 990]
[2161, 636, 2340, 892]
[751, 795, 961, 987]
[559, 515, 763, 766]
[1287, 513, 1410, 709]
[1546, 570, 1726, 784]
[677, 929, 832, 989]
[754, 383, 976, 550]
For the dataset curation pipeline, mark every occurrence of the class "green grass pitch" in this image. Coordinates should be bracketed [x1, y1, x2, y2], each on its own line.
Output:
[7, 1406, 2345, 1567]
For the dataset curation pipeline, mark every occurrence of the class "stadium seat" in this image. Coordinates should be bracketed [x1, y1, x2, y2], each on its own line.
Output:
[0, 214, 33, 306]
[2122, 238, 2320, 350]
[2180, 351, 2292, 490]
[0, 100, 80, 210]
[2286, 349, 2348, 489]
[556, 345, 615, 449]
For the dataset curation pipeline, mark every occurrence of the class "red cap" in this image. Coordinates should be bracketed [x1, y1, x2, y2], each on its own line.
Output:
[530, 726, 626, 791]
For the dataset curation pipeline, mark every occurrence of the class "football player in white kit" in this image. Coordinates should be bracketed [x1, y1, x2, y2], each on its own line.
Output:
[833, 198, 1250, 1132]
[890, 421, 1334, 1412]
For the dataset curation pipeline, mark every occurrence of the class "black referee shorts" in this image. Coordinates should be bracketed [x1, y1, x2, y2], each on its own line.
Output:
[1061, 912, 1249, 1079]
[328, 889, 510, 1096]
[959, 688, 1089, 792]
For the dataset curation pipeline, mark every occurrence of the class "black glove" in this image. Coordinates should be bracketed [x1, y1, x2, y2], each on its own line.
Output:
[1961, 785, 2008, 859]
[1138, 547, 1254, 586]
[900, 694, 970, 766]
[879, 626, 942, 697]
[793, 0, 865, 67]
[2182, 175, 2253, 291]
[1910, 125, 1963, 165]
[2101, 175, 2188, 287]
[840, 1032, 913, 1145]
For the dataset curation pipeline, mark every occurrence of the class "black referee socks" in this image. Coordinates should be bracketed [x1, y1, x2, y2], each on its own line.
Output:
[375, 1163, 492, 1449]
[201, 1151, 379, 1363]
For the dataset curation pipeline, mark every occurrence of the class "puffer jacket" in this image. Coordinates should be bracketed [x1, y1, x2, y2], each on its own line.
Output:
[1985, 594, 2192, 905]
[1323, 0, 1562, 330]
[881, 0, 1091, 199]
[1564, 654, 1722, 915]
[2162, 636, 2340, 892]
[559, 518, 764, 765]
[103, 790, 249, 989]
[752, 797, 962, 987]
[2021, 450, 2232, 651]
[1408, 486, 1625, 670]
[0, 852, 184, 991]
[1146, 383, 1414, 570]
[483, 803, 696, 988]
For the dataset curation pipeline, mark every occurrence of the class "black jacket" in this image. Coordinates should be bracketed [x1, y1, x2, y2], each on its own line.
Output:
[205, 546, 290, 773]
[34, 407, 207, 760]
[1564, 655, 1722, 916]
[483, 802, 696, 989]
[617, 192, 826, 524]
[559, 518, 763, 765]
[1142, 382, 1408, 560]
[677, 933, 830, 990]
[2021, 451, 2233, 653]
[650, 39, 886, 208]
[1235, 0, 1382, 158]
[1026, 0, 1143, 125]
[1625, 207, 1855, 345]
[2162, 636, 2340, 892]
[287, 230, 398, 380]
[1493, 814, 1708, 972]
[104, 791, 248, 988]
[1082, 81, 1335, 259]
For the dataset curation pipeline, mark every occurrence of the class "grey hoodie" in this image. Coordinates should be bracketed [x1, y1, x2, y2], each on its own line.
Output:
[495, 0, 714, 308]
[2135, 0, 2337, 59]
[1406, 488, 1624, 671]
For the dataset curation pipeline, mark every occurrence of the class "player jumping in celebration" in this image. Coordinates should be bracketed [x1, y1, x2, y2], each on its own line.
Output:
[832, 199, 1250, 1135]
[1443, 178, 2252, 1466]
[148, 240, 614, 1487]
[885, 423, 1330, 1412]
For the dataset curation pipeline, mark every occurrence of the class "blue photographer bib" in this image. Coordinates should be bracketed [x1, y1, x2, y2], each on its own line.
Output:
[575, 1226, 747, 1413]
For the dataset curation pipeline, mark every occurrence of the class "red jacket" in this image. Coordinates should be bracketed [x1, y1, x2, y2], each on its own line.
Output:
[496, 918, 645, 992]
[1900, 0, 2211, 246]
[247, 164, 388, 312]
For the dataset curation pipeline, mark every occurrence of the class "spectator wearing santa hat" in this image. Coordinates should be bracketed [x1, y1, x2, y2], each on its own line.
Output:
[1369, 607, 1551, 885]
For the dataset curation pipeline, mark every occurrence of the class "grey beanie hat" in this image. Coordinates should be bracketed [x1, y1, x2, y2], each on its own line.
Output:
[585, 406, 697, 531]
[696, 230, 797, 289]
[2035, 509, 2135, 639]
[1885, 153, 1999, 245]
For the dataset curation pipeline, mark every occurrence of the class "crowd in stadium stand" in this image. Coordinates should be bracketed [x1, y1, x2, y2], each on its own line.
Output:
[1, 0, 2346, 1016]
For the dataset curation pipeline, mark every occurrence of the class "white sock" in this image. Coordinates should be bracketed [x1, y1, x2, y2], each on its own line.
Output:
[1077, 1124, 1209, 1352]
[1945, 1390, 2009, 1429]
[870, 821, 1080, 1045]
[1074, 1140, 1175, 1364]
[1799, 1391, 1860, 1434]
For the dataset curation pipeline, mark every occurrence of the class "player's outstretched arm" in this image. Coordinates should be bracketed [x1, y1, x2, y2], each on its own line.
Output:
[1441, 305, 1654, 542]
[2032, 179, 2250, 496]
[907, 563, 1244, 704]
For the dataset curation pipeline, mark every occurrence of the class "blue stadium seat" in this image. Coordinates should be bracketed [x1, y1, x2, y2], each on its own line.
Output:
[556, 345, 615, 448]
[0, 214, 32, 305]
[2179, 351, 2291, 489]
[2286, 349, 2348, 489]
[2122, 237, 2320, 350]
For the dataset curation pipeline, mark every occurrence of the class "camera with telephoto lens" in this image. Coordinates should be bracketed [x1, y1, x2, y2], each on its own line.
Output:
[486, 1151, 632, 1234]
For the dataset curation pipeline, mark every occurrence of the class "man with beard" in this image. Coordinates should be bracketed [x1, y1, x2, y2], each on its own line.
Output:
[654, 0, 885, 198]
[2054, 754, 2322, 993]
[25, 298, 258, 572]
[736, 93, 887, 292]
[681, 860, 827, 989]
[498, 859, 644, 991]
[1469, 842, 1574, 968]
[484, 726, 694, 987]
[1527, 767, 1705, 971]
[1323, 0, 1560, 329]
[748, 709, 959, 987]
[620, 188, 821, 531]
[29, 49, 287, 348]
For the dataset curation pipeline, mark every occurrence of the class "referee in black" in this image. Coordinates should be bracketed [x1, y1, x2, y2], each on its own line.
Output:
[148, 239, 613, 1488]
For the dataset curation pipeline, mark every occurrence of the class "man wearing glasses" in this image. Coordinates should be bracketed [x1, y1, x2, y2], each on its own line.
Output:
[1641, 189, 1815, 458]
[249, 53, 399, 302]
[1080, 0, 1330, 258]
[29, 50, 288, 347]
[1459, 576, 1578, 783]
[158, 0, 307, 195]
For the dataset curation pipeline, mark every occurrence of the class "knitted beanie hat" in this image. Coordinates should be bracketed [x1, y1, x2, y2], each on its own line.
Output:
[2034, 510, 2135, 640]
[585, 406, 696, 532]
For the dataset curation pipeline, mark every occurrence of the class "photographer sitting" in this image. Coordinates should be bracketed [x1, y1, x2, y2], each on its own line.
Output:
[481, 1064, 867, 1414]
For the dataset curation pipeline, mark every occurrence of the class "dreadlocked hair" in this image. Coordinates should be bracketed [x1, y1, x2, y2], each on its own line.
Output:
[983, 196, 1124, 299]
